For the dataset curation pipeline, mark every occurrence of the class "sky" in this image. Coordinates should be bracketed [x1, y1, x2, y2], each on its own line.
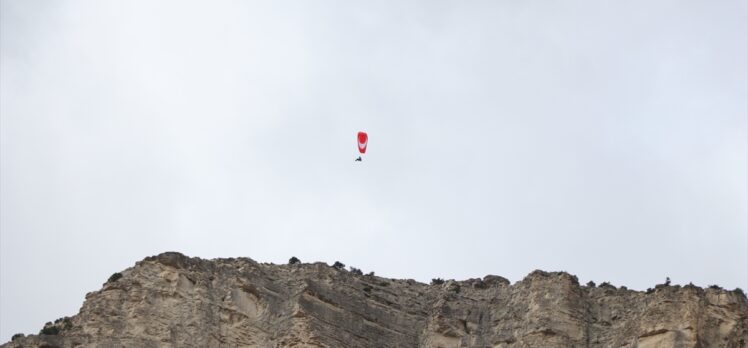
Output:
[1, 0, 747, 341]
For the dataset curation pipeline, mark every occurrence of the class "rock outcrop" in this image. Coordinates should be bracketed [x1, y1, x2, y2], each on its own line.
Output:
[3, 252, 747, 347]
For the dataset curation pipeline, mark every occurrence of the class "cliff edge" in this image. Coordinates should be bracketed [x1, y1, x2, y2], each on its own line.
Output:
[4, 252, 747, 347]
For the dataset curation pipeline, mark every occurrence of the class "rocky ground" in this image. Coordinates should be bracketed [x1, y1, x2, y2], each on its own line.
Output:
[3, 252, 747, 347]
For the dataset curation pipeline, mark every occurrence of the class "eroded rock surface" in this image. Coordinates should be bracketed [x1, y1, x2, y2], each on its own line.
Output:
[3, 252, 747, 347]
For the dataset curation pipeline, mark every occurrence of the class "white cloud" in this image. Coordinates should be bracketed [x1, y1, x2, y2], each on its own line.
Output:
[2, 0, 746, 340]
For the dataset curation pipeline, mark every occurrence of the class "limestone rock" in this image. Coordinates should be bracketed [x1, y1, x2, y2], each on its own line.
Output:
[3, 252, 746, 347]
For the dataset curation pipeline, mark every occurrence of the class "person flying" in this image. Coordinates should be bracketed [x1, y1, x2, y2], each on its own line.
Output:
[356, 131, 367, 162]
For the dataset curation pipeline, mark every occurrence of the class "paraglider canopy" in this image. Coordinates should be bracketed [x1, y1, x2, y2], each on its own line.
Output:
[357, 131, 368, 154]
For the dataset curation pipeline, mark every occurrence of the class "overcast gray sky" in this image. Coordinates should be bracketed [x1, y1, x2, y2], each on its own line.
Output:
[1, 0, 746, 340]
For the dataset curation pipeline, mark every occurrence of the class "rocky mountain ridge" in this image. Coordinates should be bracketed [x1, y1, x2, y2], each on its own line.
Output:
[3, 252, 747, 347]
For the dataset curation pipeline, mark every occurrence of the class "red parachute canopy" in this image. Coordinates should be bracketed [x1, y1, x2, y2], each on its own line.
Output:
[357, 131, 368, 154]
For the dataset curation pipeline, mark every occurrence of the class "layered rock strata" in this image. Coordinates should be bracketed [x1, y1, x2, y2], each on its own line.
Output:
[3, 252, 747, 347]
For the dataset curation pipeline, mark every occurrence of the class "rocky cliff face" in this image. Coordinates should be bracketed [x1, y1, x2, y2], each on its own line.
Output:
[4, 252, 747, 348]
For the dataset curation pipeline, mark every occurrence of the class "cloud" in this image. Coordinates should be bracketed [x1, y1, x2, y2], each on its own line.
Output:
[1, 0, 746, 340]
